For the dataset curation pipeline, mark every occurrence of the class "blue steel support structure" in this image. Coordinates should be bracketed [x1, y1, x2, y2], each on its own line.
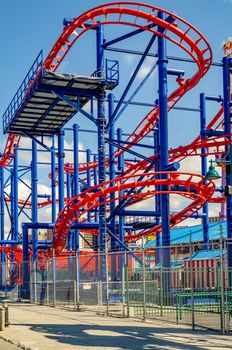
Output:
[96, 25, 107, 254]
[58, 129, 65, 214]
[0, 167, 4, 285]
[51, 138, 56, 223]
[154, 129, 161, 264]
[87, 149, 92, 223]
[67, 172, 72, 251]
[117, 127, 125, 278]
[22, 224, 30, 297]
[13, 146, 18, 242]
[73, 124, 80, 251]
[158, 12, 171, 268]
[117, 128, 125, 247]
[223, 56, 232, 270]
[200, 93, 209, 249]
[32, 140, 38, 261]
[108, 93, 117, 280]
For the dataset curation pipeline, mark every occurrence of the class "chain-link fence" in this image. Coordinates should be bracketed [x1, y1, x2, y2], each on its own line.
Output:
[0, 238, 232, 334]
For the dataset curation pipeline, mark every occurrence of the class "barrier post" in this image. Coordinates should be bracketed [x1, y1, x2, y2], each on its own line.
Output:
[219, 225, 225, 334]
[0, 307, 5, 331]
[3, 302, 9, 327]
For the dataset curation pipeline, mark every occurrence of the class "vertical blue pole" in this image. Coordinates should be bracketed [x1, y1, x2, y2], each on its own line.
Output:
[73, 124, 80, 252]
[22, 225, 29, 298]
[200, 93, 209, 249]
[109, 94, 116, 249]
[13, 146, 18, 242]
[96, 25, 106, 253]
[66, 172, 73, 251]
[93, 154, 99, 250]
[0, 167, 5, 285]
[109, 93, 117, 280]
[223, 56, 232, 270]
[117, 128, 125, 246]
[154, 129, 161, 264]
[87, 149, 92, 223]
[117, 128, 125, 279]
[10, 168, 15, 282]
[158, 11, 170, 268]
[32, 140, 38, 262]
[58, 129, 65, 213]
[10, 169, 15, 243]
[51, 138, 56, 223]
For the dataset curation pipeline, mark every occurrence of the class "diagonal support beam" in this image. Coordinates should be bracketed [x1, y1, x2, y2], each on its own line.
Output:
[105, 138, 153, 162]
[106, 15, 175, 130]
[52, 90, 97, 125]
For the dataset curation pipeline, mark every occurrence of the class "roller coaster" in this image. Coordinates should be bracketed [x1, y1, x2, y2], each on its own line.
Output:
[0, 2, 232, 288]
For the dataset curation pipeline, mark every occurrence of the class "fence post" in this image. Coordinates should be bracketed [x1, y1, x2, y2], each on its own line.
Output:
[52, 252, 56, 307]
[122, 251, 126, 317]
[219, 225, 225, 334]
[159, 267, 163, 317]
[190, 232, 195, 331]
[33, 261, 37, 304]
[75, 255, 80, 311]
[46, 260, 49, 306]
[142, 245, 146, 321]
[105, 251, 109, 316]
[126, 253, 130, 318]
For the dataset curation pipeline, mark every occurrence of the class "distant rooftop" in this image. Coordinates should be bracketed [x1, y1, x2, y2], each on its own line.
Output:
[145, 220, 226, 248]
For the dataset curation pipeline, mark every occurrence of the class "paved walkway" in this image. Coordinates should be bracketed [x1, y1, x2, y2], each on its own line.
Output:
[0, 339, 18, 350]
[0, 303, 231, 350]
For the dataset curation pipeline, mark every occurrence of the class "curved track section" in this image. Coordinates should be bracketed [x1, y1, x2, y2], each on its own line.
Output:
[53, 172, 215, 254]
[0, 3, 229, 258]
[0, 134, 20, 167]
[45, 2, 218, 254]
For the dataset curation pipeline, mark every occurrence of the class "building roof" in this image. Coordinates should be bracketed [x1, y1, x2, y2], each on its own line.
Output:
[185, 249, 222, 260]
[145, 220, 226, 248]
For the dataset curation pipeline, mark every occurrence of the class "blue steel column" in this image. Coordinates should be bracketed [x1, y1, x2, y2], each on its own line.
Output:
[66, 172, 73, 251]
[58, 129, 65, 214]
[73, 124, 80, 251]
[223, 56, 232, 269]
[87, 149, 92, 223]
[158, 11, 170, 268]
[10, 169, 15, 241]
[93, 154, 99, 250]
[22, 225, 29, 298]
[154, 129, 161, 263]
[13, 146, 18, 242]
[96, 24, 106, 253]
[32, 140, 38, 262]
[0, 166, 5, 285]
[200, 93, 209, 249]
[109, 93, 117, 280]
[117, 128, 125, 246]
[51, 138, 56, 223]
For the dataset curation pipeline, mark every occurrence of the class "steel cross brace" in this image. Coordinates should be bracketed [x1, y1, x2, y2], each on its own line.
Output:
[106, 15, 175, 130]
[105, 138, 153, 162]
[52, 90, 97, 125]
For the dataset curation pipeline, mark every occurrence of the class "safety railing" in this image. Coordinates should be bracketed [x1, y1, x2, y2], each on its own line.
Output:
[3, 50, 43, 133]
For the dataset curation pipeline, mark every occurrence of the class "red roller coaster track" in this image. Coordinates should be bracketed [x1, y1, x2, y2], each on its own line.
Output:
[0, 2, 230, 259]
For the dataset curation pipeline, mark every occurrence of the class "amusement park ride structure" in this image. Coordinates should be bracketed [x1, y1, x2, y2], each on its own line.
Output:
[0, 2, 232, 290]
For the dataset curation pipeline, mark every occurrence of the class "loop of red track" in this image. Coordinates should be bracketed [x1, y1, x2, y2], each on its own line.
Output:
[0, 2, 229, 258]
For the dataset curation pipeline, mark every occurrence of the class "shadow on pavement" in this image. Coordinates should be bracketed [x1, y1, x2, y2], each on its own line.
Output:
[14, 323, 232, 350]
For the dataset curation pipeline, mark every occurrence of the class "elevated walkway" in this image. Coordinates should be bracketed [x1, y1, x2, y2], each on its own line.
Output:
[3, 51, 119, 135]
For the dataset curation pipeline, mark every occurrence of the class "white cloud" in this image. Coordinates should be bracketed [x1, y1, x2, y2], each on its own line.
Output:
[123, 54, 136, 65]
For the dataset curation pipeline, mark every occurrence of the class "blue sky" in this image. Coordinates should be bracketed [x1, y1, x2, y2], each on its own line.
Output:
[0, 1, 231, 229]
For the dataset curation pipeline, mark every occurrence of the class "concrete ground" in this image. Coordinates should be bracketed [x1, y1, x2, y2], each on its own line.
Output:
[0, 302, 231, 350]
[0, 339, 18, 350]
